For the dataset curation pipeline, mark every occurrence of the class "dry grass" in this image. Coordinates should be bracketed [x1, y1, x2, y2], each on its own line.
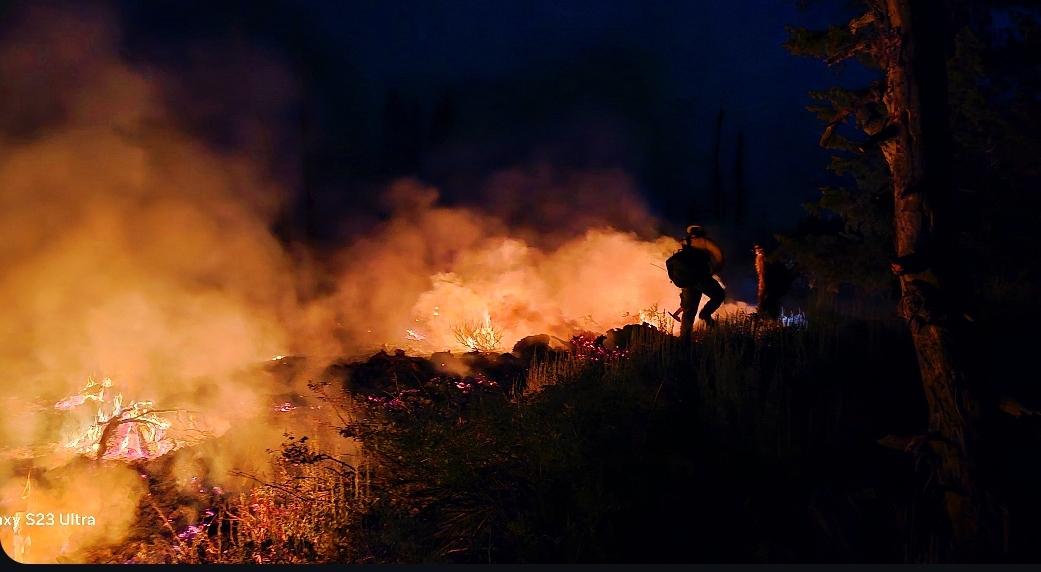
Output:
[104, 457, 360, 564]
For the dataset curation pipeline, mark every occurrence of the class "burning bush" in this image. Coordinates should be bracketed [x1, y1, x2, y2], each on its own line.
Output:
[451, 313, 505, 352]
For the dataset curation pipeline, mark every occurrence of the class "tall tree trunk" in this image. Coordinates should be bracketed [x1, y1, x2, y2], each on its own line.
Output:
[876, 0, 994, 559]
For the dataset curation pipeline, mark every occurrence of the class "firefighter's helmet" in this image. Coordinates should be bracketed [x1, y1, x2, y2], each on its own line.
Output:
[686, 224, 706, 238]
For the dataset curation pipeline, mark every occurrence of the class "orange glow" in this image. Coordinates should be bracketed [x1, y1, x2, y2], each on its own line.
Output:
[0, 4, 762, 564]
[55, 378, 176, 461]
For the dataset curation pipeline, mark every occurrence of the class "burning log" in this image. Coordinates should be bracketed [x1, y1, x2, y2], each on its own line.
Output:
[91, 409, 173, 462]
[54, 377, 202, 462]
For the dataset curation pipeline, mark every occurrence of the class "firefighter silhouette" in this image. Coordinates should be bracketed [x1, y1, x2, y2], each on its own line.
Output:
[666, 225, 725, 340]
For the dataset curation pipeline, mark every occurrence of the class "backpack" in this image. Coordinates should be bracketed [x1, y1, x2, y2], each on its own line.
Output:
[666, 246, 711, 288]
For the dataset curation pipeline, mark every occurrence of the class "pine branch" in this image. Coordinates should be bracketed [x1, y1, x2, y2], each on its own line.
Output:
[824, 38, 871, 66]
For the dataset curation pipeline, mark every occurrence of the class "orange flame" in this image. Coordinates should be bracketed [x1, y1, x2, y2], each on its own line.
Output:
[55, 378, 176, 461]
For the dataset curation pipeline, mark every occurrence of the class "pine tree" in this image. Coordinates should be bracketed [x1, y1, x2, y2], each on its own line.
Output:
[786, 1, 999, 559]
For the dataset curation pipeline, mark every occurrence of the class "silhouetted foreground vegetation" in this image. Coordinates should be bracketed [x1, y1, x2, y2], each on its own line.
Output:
[341, 314, 927, 563]
[90, 310, 1004, 564]
[78, 297, 1041, 564]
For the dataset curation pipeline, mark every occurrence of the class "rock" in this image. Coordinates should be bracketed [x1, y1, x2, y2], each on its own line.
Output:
[512, 334, 570, 364]
[601, 323, 665, 350]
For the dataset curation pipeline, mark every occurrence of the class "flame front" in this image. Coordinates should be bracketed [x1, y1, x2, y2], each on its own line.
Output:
[56, 377, 176, 462]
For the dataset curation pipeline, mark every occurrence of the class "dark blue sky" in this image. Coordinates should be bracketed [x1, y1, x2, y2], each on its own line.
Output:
[121, 0, 865, 241]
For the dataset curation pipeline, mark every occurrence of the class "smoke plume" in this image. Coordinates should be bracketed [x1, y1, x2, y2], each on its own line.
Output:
[0, 2, 747, 563]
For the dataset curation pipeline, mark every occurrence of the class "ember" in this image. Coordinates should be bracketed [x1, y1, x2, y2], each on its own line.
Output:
[274, 402, 298, 413]
[405, 328, 426, 341]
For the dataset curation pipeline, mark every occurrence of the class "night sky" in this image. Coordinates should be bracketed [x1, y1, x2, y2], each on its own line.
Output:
[117, 0, 864, 244]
